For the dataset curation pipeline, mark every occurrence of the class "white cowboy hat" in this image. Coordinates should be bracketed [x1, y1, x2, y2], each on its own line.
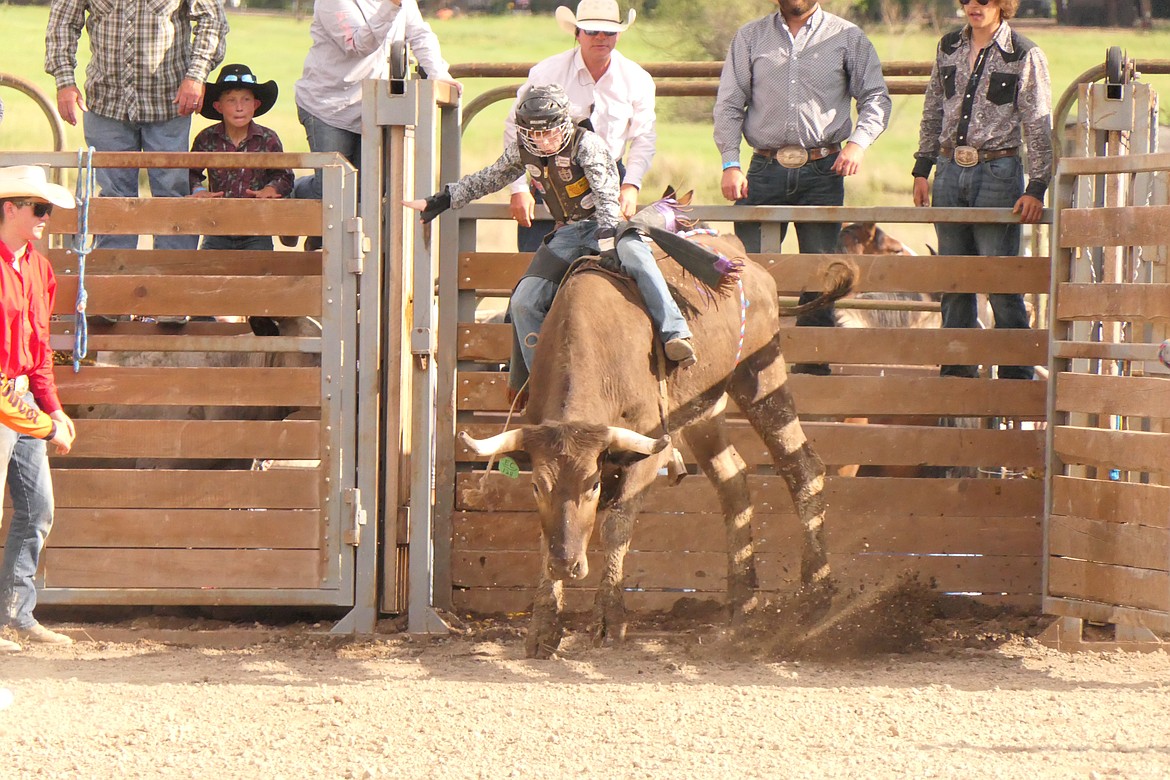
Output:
[556, 0, 635, 35]
[0, 166, 75, 208]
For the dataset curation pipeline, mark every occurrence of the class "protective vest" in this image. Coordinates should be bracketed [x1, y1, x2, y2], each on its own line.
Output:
[517, 128, 595, 225]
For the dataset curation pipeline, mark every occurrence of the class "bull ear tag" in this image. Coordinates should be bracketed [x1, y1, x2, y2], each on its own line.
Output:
[498, 456, 520, 479]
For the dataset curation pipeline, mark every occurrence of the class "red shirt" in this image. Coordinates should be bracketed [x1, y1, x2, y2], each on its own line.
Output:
[0, 239, 61, 414]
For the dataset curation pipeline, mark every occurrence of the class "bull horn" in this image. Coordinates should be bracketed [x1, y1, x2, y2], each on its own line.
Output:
[459, 428, 524, 457]
[606, 427, 671, 455]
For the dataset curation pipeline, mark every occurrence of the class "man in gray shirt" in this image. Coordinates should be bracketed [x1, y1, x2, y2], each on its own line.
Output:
[714, 0, 890, 374]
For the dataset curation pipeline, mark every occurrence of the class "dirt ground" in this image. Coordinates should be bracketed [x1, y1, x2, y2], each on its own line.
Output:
[2, 594, 1169, 780]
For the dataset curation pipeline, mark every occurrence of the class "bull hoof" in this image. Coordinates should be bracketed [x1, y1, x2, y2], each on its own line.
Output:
[525, 624, 564, 659]
[591, 616, 628, 648]
[795, 579, 838, 626]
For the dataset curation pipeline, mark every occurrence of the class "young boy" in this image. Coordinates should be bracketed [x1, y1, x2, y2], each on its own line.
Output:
[189, 64, 294, 251]
[406, 83, 695, 371]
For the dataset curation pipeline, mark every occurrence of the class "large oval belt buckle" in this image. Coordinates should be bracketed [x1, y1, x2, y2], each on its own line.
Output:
[954, 145, 980, 167]
[777, 145, 809, 169]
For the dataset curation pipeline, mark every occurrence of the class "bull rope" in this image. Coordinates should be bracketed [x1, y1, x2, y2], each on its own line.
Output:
[72, 146, 96, 372]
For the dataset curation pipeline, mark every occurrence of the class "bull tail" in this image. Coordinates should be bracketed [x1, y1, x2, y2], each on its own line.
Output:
[780, 260, 857, 318]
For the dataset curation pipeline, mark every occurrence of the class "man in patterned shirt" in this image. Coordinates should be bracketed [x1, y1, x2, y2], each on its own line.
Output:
[714, 0, 891, 375]
[189, 65, 294, 251]
[45, 0, 228, 253]
[913, 0, 1051, 381]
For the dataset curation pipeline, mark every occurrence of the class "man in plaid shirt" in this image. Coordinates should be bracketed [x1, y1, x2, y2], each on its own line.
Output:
[45, 0, 228, 252]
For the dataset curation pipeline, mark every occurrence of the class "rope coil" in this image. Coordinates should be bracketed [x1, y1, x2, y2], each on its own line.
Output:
[72, 146, 95, 372]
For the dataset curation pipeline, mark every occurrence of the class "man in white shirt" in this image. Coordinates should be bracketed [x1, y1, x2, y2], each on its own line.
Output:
[505, 0, 656, 250]
[290, 0, 460, 209]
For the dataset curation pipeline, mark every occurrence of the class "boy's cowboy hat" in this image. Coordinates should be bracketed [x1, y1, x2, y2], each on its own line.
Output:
[0, 166, 75, 208]
[556, 0, 635, 35]
[200, 64, 279, 121]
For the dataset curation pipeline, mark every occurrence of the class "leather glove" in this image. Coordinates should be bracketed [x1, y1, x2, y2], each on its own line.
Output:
[420, 187, 452, 224]
[596, 226, 620, 271]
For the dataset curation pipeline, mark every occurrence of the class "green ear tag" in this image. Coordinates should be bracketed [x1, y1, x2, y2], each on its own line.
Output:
[498, 456, 520, 479]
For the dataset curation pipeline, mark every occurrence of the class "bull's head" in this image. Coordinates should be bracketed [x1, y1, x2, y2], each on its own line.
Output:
[459, 423, 670, 581]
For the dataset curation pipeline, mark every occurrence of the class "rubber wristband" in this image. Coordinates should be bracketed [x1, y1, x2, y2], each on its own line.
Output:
[722, 161, 740, 170]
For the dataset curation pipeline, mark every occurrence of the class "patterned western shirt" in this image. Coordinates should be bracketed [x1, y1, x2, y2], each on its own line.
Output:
[914, 22, 1053, 200]
[447, 131, 622, 233]
[714, 6, 891, 167]
[189, 121, 294, 199]
[45, 0, 228, 124]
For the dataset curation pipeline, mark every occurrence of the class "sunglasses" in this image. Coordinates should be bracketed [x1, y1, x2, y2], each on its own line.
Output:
[580, 29, 617, 37]
[220, 72, 257, 83]
[12, 200, 53, 218]
[959, 0, 993, 5]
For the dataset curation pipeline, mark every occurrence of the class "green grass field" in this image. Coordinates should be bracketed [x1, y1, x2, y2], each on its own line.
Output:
[5, 5, 1170, 250]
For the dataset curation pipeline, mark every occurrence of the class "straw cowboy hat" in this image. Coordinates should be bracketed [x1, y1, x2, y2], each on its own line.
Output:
[556, 0, 636, 35]
[0, 166, 75, 208]
[200, 64, 279, 121]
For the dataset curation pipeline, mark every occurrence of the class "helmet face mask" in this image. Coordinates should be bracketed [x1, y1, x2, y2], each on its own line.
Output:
[516, 85, 574, 156]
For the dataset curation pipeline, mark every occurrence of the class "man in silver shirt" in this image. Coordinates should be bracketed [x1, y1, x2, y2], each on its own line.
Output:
[913, 0, 1051, 380]
[714, 0, 890, 374]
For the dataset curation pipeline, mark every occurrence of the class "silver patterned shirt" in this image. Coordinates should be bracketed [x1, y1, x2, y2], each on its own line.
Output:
[914, 22, 1053, 198]
[713, 6, 891, 166]
[448, 130, 622, 232]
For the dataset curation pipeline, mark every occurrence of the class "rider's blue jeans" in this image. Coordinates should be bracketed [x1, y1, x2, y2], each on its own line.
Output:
[511, 220, 691, 369]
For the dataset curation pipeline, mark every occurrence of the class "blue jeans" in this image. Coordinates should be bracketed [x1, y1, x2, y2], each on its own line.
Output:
[293, 105, 361, 201]
[510, 220, 690, 369]
[932, 156, 1033, 380]
[0, 394, 55, 630]
[200, 235, 274, 251]
[82, 111, 197, 250]
[734, 153, 844, 330]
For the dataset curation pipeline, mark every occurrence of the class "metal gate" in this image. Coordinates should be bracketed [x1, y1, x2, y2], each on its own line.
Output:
[0, 151, 364, 616]
[1044, 53, 1170, 645]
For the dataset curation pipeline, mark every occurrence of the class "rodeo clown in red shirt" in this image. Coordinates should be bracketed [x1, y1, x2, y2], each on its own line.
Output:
[0, 165, 77, 653]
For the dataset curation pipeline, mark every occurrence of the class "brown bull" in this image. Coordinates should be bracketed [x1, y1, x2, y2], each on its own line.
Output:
[460, 231, 854, 658]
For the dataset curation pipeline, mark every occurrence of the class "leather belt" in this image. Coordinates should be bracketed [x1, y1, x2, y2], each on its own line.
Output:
[940, 145, 1019, 168]
[754, 143, 842, 169]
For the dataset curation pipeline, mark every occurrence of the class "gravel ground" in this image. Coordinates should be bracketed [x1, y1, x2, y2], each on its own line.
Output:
[1, 610, 1168, 780]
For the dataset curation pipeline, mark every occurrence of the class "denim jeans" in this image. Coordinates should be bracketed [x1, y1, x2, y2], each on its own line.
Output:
[932, 156, 1033, 380]
[200, 235, 274, 251]
[0, 394, 55, 630]
[294, 105, 361, 201]
[82, 111, 197, 250]
[510, 220, 690, 369]
[734, 152, 844, 330]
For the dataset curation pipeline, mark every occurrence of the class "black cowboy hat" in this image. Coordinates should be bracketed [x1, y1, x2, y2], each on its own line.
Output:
[200, 64, 279, 121]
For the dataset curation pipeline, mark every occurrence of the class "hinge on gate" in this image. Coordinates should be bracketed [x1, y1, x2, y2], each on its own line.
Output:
[343, 487, 367, 546]
[346, 217, 369, 275]
[411, 326, 433, 370]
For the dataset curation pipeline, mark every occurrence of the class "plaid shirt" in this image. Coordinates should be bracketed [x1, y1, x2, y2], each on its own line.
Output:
[914, 22, 1053, 199]
[189, 121, 294, 198]
[45, 0, 228, 124]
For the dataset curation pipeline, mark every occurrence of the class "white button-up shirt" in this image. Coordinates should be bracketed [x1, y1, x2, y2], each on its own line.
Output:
[503, 47, 656, 194]
[295, 0, 450, 134]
